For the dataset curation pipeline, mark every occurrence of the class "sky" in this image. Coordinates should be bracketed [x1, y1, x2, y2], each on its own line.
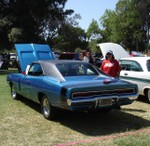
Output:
[65, 0, 119, 31]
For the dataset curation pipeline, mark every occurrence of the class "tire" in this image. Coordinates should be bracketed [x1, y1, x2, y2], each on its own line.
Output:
[41, 96, 55, 120]
[147, 89, 150, 103]
[11, 85, 19, 100]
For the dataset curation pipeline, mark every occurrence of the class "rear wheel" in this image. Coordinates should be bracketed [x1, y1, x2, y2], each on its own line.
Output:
[11, 85, 19, 100]
[147, 89, 150, 103]
[41, 96, 55, 120]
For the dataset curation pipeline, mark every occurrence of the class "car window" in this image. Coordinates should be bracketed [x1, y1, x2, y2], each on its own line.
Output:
[146, 60, 150, 71]
[120, 60, 143, 72]
[130, 61, 143, 71]
[120, 60, 132, 71]
[56, 63, 99, 76]
[28, 63, 43, 76]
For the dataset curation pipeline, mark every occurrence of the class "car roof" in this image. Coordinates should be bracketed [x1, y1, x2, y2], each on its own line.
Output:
[120, 57, 150, 71]
[120, 57, 150, 61]
[31, 60, 98, 82]
[33, 59, 87, 65]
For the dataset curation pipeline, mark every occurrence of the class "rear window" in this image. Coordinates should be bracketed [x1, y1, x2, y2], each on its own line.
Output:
[56, 63, 99, 76]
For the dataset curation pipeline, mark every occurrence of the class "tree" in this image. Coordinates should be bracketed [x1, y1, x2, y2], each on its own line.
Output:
[0, 0, 71, 50]
[86, 19, 103, 53]
[100, 9, 118, 42]
[115, 0, 144, 51]
[86, 19, 101, 41]
[53, 23, 88, 52]
[100, 0, 146, 52]
[52, 14, 88, 52]
[134, 0, 150, 51]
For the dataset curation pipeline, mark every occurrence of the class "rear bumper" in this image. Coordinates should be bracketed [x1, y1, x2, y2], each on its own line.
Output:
[66, 95, 138, 110]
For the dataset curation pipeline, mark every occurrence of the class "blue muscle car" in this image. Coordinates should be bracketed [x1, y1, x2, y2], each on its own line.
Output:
[7, 44, 139, 120]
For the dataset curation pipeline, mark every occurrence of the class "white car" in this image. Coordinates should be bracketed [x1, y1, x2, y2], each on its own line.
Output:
[97, 42, 150, 103]
[120, 57, 150, 103]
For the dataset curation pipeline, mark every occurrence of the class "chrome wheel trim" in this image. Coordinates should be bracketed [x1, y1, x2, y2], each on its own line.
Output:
[12, 91, 17, 99]
[43, 97, 50, 118]
[11, 86, 17, 99]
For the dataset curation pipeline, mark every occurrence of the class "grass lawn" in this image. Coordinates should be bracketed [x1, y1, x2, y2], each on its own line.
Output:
[0, 71, 150, 146]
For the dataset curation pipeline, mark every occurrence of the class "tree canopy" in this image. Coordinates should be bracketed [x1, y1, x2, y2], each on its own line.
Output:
[51, 14, 88, 52]
[0, 0, 73, 50]
[87, 0, 150, 53]
[1, 0, 150, 53]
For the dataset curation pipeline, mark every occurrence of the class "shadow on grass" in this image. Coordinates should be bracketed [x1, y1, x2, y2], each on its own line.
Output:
[18, 97, 41, 113]
[137, 95, 150, 104]
[56, 110, 150, 136]
[17, 96, 150, 136]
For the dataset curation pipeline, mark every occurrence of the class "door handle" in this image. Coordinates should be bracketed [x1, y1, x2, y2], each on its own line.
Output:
[124, 73, 128, 75]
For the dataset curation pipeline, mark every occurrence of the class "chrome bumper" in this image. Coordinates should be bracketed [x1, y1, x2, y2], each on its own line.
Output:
[67, 94, 138, 106]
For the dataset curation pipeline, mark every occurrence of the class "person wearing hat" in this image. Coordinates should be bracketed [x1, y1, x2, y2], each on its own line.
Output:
[100, 50, 121, 78]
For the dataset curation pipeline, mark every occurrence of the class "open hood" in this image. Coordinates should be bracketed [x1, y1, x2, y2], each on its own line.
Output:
[15, 44, 54, 72]
[97, 42, 130, 60]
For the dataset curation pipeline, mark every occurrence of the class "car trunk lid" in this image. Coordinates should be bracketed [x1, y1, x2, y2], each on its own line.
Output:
[97, 42, 130, 61]
[15, 44, 54, 72]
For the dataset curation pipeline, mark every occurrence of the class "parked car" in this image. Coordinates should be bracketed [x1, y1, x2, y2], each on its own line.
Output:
[9, 53, 18, 68]
[120, 57, 150, 103]
[97, 42, 150, 103]
[130, 51, 146, 57]
[0, 53, 9, 70]
[7, 44, 138, 120]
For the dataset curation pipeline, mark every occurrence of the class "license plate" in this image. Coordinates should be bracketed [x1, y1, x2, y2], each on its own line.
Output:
[98, 99, 112, 106]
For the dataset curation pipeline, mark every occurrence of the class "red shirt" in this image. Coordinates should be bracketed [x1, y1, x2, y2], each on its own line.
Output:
[100, 59, 121, 78]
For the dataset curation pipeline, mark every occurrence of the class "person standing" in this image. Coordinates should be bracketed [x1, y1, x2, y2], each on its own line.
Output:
[100, 50, 121, 78]
[101, 50, 122, 109]
[87, 51, 95, 64]
[82, 50, 89, 62]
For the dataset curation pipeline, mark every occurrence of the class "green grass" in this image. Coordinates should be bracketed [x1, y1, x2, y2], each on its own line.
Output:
[0, 72, 150, 146]
[114, 133, 150, 146]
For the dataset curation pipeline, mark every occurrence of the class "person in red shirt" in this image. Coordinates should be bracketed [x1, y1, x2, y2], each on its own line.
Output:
[100, 50, 121, 78]
[101, 50, 122, 109]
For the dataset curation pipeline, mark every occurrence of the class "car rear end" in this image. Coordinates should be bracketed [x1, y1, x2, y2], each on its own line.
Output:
[60, 79, 138, 111]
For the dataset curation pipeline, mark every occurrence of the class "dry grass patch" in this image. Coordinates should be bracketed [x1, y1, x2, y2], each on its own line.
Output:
[0, 73, 150, 146]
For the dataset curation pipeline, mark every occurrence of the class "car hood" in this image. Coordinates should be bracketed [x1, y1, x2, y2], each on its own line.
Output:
[97, 42, 130, 60]
[15, 44, 54, 72]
